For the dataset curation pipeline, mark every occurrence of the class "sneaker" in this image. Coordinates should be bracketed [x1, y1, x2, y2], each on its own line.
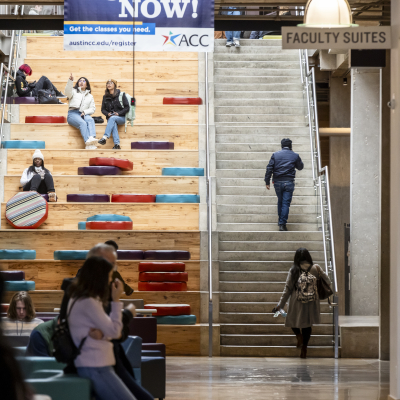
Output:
[279, 225, 288, 232]
[48, 192, 57, 202]
[56, 92, 67, 98]
[226, 41, 233, 47]
[85, 136, 97, 145]
[98, 138, 107, 145]
[113, 144, 121, 150]
[233, 39, 240, 47]
[85, 145, 97, 150]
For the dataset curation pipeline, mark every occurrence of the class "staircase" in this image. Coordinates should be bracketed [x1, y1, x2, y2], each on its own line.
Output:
[214, 39, 334, 357]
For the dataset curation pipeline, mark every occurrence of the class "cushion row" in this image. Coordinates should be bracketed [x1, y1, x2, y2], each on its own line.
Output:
[54, 250, 190, 260]
[89, 157, 133, 171]
[0, 271, 25, 281]
[144, 304, 191, 316]
[0, 250, 36, 260]
[139, 262, 186, 272]
[87, 214, 132, 222]
[138, 282, 187, 291]
[86, 221, 133, 230]
[4, 281, 35, 291]
[67, 194, 110, 202]
[69, 194, 199, 203]
[162, 168, 204, 176]
[139, 272, 188, 282]
[155, 315, 196, 324]
[131, 141, 174, 150]
[78, 166, 122, 175]
[25, 116, 66, 123]
[2, 140, 45, 149]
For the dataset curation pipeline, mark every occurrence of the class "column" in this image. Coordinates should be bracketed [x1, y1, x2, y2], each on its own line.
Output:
[350, 68, 381, 316]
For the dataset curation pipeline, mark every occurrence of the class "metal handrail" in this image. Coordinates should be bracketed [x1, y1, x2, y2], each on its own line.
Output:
[205, 52, 213, 357]
[299, 49, 339, 359]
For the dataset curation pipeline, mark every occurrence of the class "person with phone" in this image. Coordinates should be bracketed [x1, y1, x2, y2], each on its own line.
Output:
[98, 79, 130, 150]
[65, 73, 98, 149]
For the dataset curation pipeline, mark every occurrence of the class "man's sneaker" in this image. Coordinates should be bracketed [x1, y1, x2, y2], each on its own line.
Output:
[279, 225, 288, 232]
[85, 136, 97, 145]
[226, 41, 233, 47]
[85, 145, 97, 150]
[56, 92, 67, 98]
[98, 138, 107, 145]
[233, 39, 240, 47]
[113, 144, 121, 150]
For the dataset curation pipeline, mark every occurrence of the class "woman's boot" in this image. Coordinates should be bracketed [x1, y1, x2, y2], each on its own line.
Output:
[300, 345, 307, 359]
[296, 334, 303, 348]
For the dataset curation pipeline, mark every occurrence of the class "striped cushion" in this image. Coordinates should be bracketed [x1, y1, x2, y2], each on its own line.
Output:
[5, 192, 48, 229]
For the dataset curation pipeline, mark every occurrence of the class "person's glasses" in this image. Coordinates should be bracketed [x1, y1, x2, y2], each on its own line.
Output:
[79, 79, 86, 83]
[107, 82, 113, 85]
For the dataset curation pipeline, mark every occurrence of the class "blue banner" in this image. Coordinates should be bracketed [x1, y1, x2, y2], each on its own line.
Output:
[64, 0, 214, 51]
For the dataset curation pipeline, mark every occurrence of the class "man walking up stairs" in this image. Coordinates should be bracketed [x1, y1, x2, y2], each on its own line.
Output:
[213, 38, 334, 357]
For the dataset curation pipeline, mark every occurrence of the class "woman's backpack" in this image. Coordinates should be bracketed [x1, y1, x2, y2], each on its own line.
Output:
[296, 265, 317, 303]
[51, 298, 87, 364]
[118, 91, 135, 132]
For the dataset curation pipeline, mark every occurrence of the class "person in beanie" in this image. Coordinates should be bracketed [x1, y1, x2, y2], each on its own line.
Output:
[98, 79, 130, 150]
[15, 64, 65, 99]
[20, 149, 57, 202]
[264, 138, 304, 231]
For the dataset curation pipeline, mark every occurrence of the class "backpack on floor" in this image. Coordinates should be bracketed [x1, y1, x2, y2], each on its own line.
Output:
[38, 89, 59, 104]
[296, 265, 317, 303]
[119, 91, 135, 132]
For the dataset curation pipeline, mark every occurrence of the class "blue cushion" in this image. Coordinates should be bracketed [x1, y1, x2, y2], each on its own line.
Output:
[4, 281, 35, 291]
[156, 194, 200, 203]
[155, 315, 196, 325]
[0, 249, 36, 260]
[162, 167, 204, 176]
[78, 222, 86, 230]
[1, 140, 45, 149]
[86, 214, 132, 222]
[54, 250, 88, 260]
[17, 357, 66, 379]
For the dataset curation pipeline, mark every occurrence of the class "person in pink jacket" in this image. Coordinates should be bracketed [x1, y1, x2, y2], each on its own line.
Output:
[67, 256, 137, 400]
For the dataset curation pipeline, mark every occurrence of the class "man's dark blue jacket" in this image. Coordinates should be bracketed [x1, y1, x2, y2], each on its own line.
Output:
[264, 147, 304, 185]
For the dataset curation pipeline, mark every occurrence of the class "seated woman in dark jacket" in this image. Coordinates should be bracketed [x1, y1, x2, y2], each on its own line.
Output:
[15, 64, 65, 99]
[98, 79, 129, 150]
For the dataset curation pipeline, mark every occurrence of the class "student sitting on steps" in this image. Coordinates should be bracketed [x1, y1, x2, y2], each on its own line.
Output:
[98, 79, 130, 150]
[66, 73, 98, 149]
[20, 149, 57, 202]
[15, 64, 65, 99]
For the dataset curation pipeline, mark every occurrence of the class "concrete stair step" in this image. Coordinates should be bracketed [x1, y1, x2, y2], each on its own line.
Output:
[214, 76, 300, 84]
[215, 169, 280, 178]
[215, 114, 306, 123]
[220, 291, 283, 302]
[220, 302, 332, 314]
[218, 231, 322, 241]
[215, 39, 282, 47]
[216, 205, 317, 215]
[219, 241, 323, 252]
[220, 345, 335, 357]
[220, 323, 333, 335]
[214, 98, 304, 107]
[215, 126, 309, 135]
[220, 312, 333, 324]
[216, 151, 310, 160]
[215, 106, 304, 115]
[214, 68, 301, 77]
[215, 90, 304, 99]
[214, 54, 299, 62]
[217, 214, 317, 224]
[216, 160, 311, 171]
[220, 334, 333, 346]
[219, 250, 324, 261]
[220, 271, 290, 282]
[216, 195, 317, 205]
[216, 135, 309, 145]
[215, 144, 310, 153]
[216, 177, 313, 186]
[219, 261, 325, 273]
[215, 61, 300, 70]
[218, 223, 319, 231]
[217, 187, 315, 196]
[213, 46, 296, 54]
[216, 122, 307, 127]
[215, 82, 303, 91]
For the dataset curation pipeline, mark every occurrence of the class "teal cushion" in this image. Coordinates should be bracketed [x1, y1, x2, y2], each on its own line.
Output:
[4, 281, 35, 291]
[87, 214, 132, 222]
[54, 250, 88, 260]
[156, 194, 200, 203]
[78, 221, 86, 230]
[162, 167, 204, 176]
[0, 249, 36, 260]
[16, 356, 66, 379]
[155, 315, 196, 325]
[2, 140, 45, 149]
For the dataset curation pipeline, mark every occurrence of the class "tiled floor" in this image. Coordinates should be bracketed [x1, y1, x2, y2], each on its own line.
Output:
[166, 357, 389, 399]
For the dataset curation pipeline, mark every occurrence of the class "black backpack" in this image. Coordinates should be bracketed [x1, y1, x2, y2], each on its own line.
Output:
[38, 89, 59, 104]
[52, 298, 87, 364]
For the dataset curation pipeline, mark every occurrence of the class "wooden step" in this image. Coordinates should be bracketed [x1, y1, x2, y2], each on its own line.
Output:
[4, 175, 199, 201]
[0, 230, 200, 259]
[1, 202, 199, 230]
[7, 150, 198, 176]
[18, 104, 198, 125]
[10, 124, 198, 150]
[158, 324, 200, 356]
[1, 260, 200, 291]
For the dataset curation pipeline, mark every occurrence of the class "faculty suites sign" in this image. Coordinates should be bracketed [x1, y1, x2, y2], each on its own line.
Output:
[64, 0, 214, 51]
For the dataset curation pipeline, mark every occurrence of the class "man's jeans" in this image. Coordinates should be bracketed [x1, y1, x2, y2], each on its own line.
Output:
[104, 115, 125, 145]
[274, 181, 295, 226]
[67, 110, 96, 143]
[226, 31, 241, 42]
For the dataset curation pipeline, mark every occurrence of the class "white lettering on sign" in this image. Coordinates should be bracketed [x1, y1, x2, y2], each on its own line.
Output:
[121, 0, 196, 19]
[282, 27, 391, 50]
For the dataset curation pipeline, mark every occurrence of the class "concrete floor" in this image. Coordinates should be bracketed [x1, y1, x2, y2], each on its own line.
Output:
[166, 357, 389, 399]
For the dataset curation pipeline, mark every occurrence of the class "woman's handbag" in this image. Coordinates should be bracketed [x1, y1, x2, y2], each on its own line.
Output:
[51, 299, 87, 364]
[37, 89, 59, 104]
[317, 266, 334, 301]
[92, 116, 104, 124]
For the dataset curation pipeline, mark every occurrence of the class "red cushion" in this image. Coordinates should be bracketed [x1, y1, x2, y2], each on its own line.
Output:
[89, 157, 133, 171]
[25, 116, 66, 123]
[1, 304, 9, 312]
[86, 221, 133, 230]
[139, 272, 188, 282]
[138, 282, 187, 291]
[139, 262, 186, 272]
[163, 97, 202, 105]
[144, 304, 191, 316]
[111, 194, 156, 203]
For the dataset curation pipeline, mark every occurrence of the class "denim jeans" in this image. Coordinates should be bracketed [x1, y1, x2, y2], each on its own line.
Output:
[226, 31, 241, 42]
[274, 181, 295, 225]
[77, 366, 137, 400]
[104, 115, 125, 145]
[23, 173, 55, 194]
[67, 109, 96, 143]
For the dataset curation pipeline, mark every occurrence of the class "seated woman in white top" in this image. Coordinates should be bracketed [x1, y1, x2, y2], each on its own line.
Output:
[68, 256, 136, 400]
[2, 292, 43, 336]
[65, 74, 97, 149]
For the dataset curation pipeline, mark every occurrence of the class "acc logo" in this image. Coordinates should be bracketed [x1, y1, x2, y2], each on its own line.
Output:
[162, 32, 209, 48]
[162, 31, 181, 46]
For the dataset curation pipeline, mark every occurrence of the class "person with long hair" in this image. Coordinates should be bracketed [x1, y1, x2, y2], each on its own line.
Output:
[20, 149, 57, 202]
[65, 73, 97, 149]
[68, 256, 137, 400]
[274, 248, 331, 359]
[15, 63, 65, 99]
[97, 79, 130, 150]
[2, 291, 43, 336]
